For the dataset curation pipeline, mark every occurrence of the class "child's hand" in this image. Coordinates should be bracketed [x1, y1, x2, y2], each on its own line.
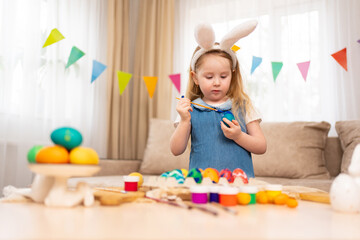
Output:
[176, 98, 192, 122]
[221, 118, 242, 140]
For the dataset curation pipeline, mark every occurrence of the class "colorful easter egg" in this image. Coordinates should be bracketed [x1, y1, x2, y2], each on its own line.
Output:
[168, 169, 185, 184]
[160, 171, 170, 178]
[222, 111, 235, 127]
[232, 168, 248, 184]
[202, 168, 219, 183]
[27, 145, 44, 163]
[69, 147, 99, 165]
[219, 168, 234, 183]
[187, 168, 203, 184]
[181, 168, 188, 177]
[51, 127, 83, 150]
[36, 145, 69, 164]
[129, 172, 144, 187]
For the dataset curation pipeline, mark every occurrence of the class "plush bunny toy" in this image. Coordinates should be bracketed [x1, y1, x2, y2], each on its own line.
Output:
[330, 144, 360, 213]
[190, 20, 258, 71]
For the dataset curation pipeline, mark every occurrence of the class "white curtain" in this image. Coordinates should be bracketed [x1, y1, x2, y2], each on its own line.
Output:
[0, 0, 108, 191]
[173, 0, 360, 136]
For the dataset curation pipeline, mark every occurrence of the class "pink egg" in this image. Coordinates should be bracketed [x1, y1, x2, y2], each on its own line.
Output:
[232, 168, 248, 184]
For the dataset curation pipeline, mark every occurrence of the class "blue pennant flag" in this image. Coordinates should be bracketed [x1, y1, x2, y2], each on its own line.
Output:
[91, 60, 107, 83]
[251, 56, 262, 74]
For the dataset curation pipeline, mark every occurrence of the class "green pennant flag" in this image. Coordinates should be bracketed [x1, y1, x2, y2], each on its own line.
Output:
[271, 62, 283, 82]
[117, 71, 132, 95]
[65, 46, 85, 69]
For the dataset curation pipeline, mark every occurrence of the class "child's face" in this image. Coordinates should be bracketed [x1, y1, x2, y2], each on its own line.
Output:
[192, 54, 232, 105]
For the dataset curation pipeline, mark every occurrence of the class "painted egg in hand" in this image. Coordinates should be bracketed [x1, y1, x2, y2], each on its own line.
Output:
[51, 127, 82, 150]
[69, 147, 99, 165]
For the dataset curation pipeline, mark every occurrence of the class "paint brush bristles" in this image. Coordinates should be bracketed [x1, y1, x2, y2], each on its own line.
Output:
[176, 97, 217, 111]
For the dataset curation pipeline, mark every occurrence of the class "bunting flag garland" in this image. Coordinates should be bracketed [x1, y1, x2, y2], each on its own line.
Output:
[297, 61, 310, 82]
[117, 71, 132, 95]
[331, 48, 347, 71]
[169, 73, 181, 93]
[251, 56, 262, 74]
[231, 45, 240, 52]
[271, 62, 283, 82]
[91, 60, 107, 83]
[42, 28, 65, 48]
[65, 46, 85, 69]
[143, 76, 158, 98]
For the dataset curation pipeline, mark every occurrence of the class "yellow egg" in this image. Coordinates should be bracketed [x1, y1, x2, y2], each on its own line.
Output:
[69, 147, 99, 165]
[36, 145, 69, 164]
[180, 168, 188, 178]
[129, 172, 143, 187]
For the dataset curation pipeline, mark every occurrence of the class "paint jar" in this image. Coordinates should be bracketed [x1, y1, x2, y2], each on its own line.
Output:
[238, 185, 258, 204]
[123, 176, 139, 192]
[265, 184, 283, 203]
[209, 186, 221, 203]
[190, 186, 209, 204]
[219, 187, 238, 207]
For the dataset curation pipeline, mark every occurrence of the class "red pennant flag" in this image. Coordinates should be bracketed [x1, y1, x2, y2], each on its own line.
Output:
[331, 48, 347, 71]
[169, 73, 181, 93]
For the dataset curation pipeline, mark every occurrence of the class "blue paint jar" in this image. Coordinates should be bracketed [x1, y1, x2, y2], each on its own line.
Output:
[209, 186, 221, 203]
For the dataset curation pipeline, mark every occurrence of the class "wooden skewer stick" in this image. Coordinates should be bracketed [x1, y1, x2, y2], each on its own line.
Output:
[176, 97, 218, 111]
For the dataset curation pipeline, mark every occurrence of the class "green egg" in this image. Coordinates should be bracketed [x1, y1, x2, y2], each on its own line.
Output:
[51, 127, 83, 150]
[27, 145, 44, 163]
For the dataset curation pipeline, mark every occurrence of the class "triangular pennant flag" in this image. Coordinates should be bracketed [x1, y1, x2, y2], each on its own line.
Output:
[91, 60, 107, 83]
[117, 71, 132, 95]
[231, 45, 240, 52]
[42, 28, 65, 48]
[169, 73, 181, 93]
[143, 76, 158, 98]
[65, 46, 85, 69]
[271, 62, 283, 82]
[331, 48, 347, 71]
[297, 61, 310, 82]
[251, 56, 262, 74]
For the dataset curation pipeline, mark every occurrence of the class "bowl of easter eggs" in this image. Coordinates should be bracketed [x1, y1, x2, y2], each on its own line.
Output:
[27, 127, 100, 176]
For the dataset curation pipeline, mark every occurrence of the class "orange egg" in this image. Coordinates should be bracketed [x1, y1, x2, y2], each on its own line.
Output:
[274, 193, 289, 205]
[69, 147, 99, 165]
[36, 145, 69, 164]
[237, 193, 251, 205]
[256, 191, 269, 204]
[286, 197, 298, 208]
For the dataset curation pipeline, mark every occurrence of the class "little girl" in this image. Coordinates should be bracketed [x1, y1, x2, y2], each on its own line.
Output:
[170, 20, 266, 178]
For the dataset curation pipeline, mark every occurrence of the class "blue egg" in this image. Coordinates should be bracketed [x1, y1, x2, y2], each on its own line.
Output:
[168, 169, 185, 184]
[222, 111, 235, 127]
[51, 127, 82, 150]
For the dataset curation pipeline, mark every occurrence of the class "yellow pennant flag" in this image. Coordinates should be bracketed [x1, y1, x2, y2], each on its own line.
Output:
[231, 45, 240, 52]
[143, 76, 158, 98]
[117, 71, 132, 95]
[42, 28, 65, 48]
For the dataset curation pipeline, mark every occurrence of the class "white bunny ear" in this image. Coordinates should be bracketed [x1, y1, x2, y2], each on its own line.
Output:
[194, 23, 215, 50]
[220, 20, 258, 50]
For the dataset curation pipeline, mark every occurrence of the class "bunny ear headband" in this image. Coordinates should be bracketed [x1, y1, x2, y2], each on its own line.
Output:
[191, 20, 258, 71]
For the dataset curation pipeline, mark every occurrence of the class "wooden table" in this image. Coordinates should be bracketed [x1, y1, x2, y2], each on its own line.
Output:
[0, 199, 359, 239]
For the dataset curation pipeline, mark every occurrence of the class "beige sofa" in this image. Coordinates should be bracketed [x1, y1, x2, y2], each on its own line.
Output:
[94, 119, 360, 192]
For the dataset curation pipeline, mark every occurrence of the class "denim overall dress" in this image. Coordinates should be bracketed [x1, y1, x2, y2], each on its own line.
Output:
[189, 98, 255, 178]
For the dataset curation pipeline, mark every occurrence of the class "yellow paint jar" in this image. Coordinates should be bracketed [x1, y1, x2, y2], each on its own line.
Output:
[265, 184, 283, 203]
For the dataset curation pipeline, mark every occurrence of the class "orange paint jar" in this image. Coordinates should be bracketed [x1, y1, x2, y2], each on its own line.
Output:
[219, 187, 238, 207]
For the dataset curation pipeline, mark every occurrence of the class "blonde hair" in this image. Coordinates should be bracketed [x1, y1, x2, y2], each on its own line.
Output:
[186, 45, 254, 124]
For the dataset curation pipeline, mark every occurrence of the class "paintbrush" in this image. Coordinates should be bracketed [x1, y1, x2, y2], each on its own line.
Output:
[176, 97, 218, 111]
[211, 202, 238, 215]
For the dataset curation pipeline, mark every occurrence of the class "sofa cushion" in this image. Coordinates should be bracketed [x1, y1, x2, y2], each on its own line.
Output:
[252, 121, 331, 179]
[335, 120, 360, 173]
[139, 118, 190, 174]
